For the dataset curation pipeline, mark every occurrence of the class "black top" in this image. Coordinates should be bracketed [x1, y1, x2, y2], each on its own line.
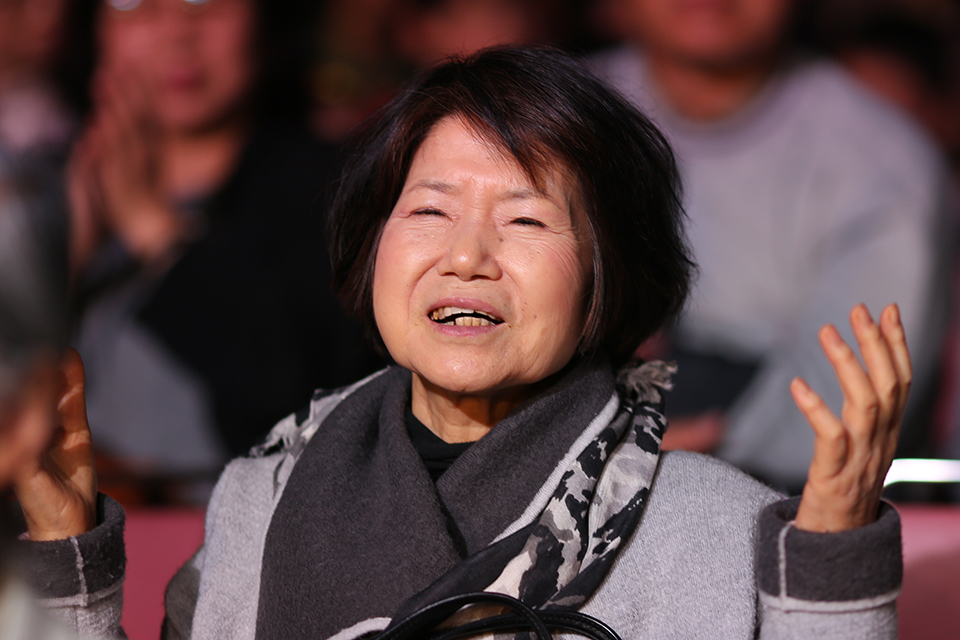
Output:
[405, 406, 474, 482]
[130, 126, 383, 455]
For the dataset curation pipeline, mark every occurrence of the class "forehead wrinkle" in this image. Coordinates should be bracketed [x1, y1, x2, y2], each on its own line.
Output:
[409, 117, 575, 213]
[457, 116, 562, 197]
[501, 186, 544, 200]
[406, 171, 561, 210]
[407, 179, 460, 195]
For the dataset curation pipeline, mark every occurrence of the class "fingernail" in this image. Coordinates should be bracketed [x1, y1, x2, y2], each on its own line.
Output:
[792, 377, 813, 402]
[824, 325, 843, 346]
[891, 303, 900, 325]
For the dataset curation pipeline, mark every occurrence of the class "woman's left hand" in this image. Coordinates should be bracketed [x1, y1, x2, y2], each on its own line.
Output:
[14, 349, 98, 541]
[792, 303, 910, 533]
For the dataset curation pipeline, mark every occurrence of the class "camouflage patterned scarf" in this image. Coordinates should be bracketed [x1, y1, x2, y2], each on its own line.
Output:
[380, 360, 673, 632]
[255, 359, 672, 640]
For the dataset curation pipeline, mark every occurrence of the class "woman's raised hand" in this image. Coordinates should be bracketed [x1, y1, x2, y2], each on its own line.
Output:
[67, 66, 183, 270]
[792, 304, 910, 532]
[14, 349, 98, 541]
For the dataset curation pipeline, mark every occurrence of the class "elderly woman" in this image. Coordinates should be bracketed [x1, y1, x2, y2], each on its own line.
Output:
[18, 47, 905, 640]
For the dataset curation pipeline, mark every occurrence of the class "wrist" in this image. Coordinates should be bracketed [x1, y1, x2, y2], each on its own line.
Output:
[794, 485, 879, 532]
[25, 512, 96, 541]
[22, 494, 98, 541]
[114, 203, 186, 263]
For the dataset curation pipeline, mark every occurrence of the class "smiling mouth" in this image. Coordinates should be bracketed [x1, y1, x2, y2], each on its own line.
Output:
[429, 306, 505, 327]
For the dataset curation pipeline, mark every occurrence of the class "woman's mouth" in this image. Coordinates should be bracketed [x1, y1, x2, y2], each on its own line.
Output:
[429, 306, 504, 327]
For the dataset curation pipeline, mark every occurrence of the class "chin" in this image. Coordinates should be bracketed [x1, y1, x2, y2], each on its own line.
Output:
[419, 365, 509, 396]
[158, 101, 232, 134]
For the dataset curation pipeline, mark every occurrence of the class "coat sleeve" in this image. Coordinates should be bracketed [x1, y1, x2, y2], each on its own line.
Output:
[161, 547, 203, 640]
[755, 497, 902, 640]
[23, 494, 127, 639]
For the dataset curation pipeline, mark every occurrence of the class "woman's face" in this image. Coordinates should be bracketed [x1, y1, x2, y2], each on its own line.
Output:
[373, 117, 592, 401]
[97, 0, 257, 133]
[617, 0, 790, 69]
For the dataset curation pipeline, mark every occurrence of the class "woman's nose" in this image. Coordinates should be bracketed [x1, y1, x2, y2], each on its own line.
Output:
[156, 0, 202, 39]
[437, 217, 503, 281]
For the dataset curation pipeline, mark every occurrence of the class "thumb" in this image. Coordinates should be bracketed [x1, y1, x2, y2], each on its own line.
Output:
[58, 348, 89, 438]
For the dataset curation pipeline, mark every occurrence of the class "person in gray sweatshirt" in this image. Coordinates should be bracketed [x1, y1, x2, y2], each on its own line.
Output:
[591, 0, 950, 494]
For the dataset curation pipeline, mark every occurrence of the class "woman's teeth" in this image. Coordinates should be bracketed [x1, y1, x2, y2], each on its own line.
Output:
[430, 306, 503, 326]
[452, 316, 492, 326]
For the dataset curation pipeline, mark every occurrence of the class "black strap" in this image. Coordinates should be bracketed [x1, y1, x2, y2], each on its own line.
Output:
[373, 592, 623, 640]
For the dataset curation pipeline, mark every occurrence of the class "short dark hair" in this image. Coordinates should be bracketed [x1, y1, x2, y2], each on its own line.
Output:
[328, 46, 694, 366]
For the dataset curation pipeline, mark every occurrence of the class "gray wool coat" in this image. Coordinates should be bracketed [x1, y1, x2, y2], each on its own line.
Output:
[28, 366, 901, 640]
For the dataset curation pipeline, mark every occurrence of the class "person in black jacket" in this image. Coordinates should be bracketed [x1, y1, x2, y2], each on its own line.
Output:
[68, 0, 381, 496]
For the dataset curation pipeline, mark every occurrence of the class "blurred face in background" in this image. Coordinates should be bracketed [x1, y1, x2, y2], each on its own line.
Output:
[97, 0, 258, 133]
[395, 0, 549, 68]
[0, 0, 66, 78]
[612, 0, 791, 70]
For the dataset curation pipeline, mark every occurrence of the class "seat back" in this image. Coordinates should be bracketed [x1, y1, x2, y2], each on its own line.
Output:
[123, 508, 206, 640]
[896, 504, 960, 640]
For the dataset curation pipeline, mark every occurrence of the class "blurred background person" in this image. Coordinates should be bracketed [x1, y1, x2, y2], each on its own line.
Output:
[0, 147, 83, 638]
[0, 0, 74, 162]
[820, 3, 960, 499]
[309, 0, 588, 143]
[66, 0, 380, 503]
[591, 0, 953, 493]
[309, 0, 405, 143]
[390, 0, 558, 68]
[824, 5, 960, 171]
[0, 0, 73, 285]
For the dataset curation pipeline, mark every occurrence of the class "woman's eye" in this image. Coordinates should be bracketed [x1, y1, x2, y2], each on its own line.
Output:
[512, 217, 546, 227]
[412, 207, 445, 217]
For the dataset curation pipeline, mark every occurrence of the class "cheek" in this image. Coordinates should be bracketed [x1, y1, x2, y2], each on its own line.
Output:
[516, 240, 590, 334]
[372, 223, 411, 341]
[627, 0, 678, 37]
[371, 246, 392, 334]
[195, 26, 255, 103]
[749, 0, 790, 41]
[100, 21, 156, 69]
[203, 16, 256, 76]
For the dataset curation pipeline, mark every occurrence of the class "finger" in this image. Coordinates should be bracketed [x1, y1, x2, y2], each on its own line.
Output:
[791, 377, 847, 478]
[95, 74, 156, 201]
[57, 348, 89, 439]
[98, 86, 134, 154]
[818, 323, 878, 437]
[879, 304, 912, 417]
[66, 152, 104, 272]
[91, 105, 123, 166]
[102, 69, 148, 148]
[121, 65, 156, 130]
[848, 304, 898, 439]
[93, 72, 138, 153]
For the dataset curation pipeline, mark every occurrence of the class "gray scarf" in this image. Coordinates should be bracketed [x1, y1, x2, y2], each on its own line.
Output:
[252, 357, 671, 640]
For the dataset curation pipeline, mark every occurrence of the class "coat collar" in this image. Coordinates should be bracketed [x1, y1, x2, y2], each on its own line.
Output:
[255, 358, 616, 639]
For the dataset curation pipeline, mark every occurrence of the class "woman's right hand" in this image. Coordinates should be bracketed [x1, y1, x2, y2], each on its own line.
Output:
[68, 66, 184, 269]
[14, 349, 98, 541]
